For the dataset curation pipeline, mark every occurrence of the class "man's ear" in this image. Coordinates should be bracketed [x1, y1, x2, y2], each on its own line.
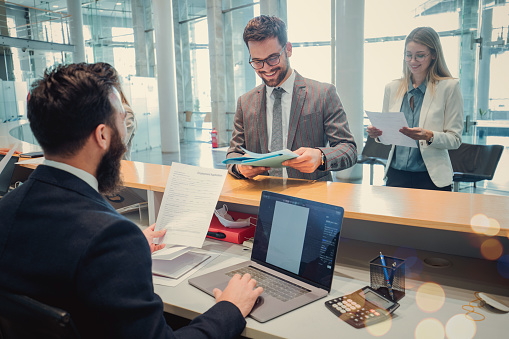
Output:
[93, 124, 109, 151]
[285, 42, 292, 58]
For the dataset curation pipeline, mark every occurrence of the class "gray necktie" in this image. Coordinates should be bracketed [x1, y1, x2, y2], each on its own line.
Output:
[270, 87, 284, 177]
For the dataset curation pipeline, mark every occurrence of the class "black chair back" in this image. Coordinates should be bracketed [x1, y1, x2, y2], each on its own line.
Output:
[358, 137, 392, 164]
[0, 289, 80, 339]
[448, 143, 504, 182]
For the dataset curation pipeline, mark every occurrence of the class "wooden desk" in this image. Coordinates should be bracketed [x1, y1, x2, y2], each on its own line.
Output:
[116, 161, 509, 238]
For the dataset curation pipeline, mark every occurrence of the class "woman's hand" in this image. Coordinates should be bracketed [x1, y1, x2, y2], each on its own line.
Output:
[399, 127, 433, 141]
[367, 125, 382, 139]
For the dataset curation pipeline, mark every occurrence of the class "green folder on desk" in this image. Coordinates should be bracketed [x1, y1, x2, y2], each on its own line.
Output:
[223, 147, 298, 168]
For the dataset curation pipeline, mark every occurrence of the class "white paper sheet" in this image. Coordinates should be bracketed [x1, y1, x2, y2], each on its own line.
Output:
[365, 111, 418, 148]
[15, 157, 45, 165]
[152, 245, 190, 261]
[154, 163, 227, 248]
[152, 252, 219, 287]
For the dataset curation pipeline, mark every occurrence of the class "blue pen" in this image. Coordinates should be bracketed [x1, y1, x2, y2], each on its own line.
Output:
[380, 252, 395, 300]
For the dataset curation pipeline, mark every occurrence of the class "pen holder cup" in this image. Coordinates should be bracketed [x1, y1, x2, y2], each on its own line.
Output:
[370, 256, 405, 302]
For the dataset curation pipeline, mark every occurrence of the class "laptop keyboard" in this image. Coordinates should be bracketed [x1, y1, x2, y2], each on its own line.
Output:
[226, 266, 309, 302]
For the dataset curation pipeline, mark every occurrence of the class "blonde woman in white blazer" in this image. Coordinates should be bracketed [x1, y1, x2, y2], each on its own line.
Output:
[368, 27, 463, 190]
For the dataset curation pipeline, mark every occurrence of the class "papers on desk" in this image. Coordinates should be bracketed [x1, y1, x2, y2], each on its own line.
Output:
[154, 162, 227, 248]
[365, 111, 418, 148]
[152, 247, 218, 287]
[15, 157, 45, 165]
[223, 147, 298, 168]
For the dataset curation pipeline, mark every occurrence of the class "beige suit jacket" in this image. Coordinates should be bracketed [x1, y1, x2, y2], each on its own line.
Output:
[382, 78, 464, 187]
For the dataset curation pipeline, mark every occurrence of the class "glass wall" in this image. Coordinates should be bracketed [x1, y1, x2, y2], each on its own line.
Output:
[286, 0, 332, 84]
[223, 1, 260, 134]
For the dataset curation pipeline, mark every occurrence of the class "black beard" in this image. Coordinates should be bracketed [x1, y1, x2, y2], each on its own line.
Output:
[97, 127, 126, 194]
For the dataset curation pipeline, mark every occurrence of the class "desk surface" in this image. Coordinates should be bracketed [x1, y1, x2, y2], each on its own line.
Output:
[155, 239, 507, 339]
[115, 161, 509, 238]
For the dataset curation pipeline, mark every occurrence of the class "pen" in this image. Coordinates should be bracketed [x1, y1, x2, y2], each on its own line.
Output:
[380, 252, 395, 300]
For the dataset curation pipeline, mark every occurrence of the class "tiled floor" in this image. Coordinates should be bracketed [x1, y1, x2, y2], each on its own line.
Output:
[131, 142, 509, 197]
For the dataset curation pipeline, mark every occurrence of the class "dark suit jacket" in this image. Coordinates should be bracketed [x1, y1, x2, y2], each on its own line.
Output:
[0, 165, 245, 339]
[227, 71, 357, 181]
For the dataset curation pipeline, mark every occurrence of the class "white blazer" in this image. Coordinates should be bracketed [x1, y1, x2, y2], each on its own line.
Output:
[382, 78, 464, 187]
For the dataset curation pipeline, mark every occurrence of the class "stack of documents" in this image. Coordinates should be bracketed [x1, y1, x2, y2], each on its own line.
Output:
[223, 147, 298, 168]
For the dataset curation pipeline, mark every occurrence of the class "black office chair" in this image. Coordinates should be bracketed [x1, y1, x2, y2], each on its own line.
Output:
[0, 289, 80, 339]
[357, 137, 392, 185]
[448, 143, 504, 192]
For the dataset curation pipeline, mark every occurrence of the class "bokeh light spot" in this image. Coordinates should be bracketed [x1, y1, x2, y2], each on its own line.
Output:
[366, 312, 392, 336]
[485, 218, 500, 236]
[470, 214, 489, 234]
[480, 238, 503, 260]
[445, 314, 476, 339]
[470, 214, 501, 236]
[415, 318, 445, 339]
[416, 282, 445, 313]
[497, 255, 509, 279]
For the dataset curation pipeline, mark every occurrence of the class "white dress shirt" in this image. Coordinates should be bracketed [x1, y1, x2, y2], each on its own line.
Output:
[266, 69, 296, 178]
[43, 159, 99, 192]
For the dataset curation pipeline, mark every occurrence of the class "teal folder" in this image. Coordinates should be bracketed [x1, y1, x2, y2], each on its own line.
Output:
[223, 147, 298, 168]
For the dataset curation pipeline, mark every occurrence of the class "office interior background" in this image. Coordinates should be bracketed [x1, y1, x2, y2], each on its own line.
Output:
[0, 0, 508, 194]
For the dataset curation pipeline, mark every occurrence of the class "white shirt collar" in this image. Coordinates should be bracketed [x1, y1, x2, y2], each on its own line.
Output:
[266, 68, 296, 96]
[42, 159, 99, 192]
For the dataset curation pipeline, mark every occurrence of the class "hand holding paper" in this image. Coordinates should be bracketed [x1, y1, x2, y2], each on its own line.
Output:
[365, 111, 418, 148]
[154, 163, 227, 248]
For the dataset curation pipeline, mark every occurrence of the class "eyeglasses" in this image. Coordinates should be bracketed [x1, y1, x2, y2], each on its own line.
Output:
[249, 46, 286, 70]
[405, 53, 430, 62]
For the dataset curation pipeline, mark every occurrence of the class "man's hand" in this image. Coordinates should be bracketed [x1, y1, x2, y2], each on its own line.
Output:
[213, 273, 263, 318]
[367, 125, 382, 139]
[143, 224, 166, 253]
[282, 147, 322, 173]
[399, 127, 433, 141]
[237, 164, 270, 179]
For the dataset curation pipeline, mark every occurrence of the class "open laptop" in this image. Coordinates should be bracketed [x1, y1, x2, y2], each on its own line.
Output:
[189, 190, 344, 322]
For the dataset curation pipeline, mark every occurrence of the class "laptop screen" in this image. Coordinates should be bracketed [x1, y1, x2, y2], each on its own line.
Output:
[252, 190, 344, 291]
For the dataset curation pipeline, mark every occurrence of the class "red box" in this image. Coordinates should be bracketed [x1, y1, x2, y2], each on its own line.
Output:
[206, 210, 256, 244]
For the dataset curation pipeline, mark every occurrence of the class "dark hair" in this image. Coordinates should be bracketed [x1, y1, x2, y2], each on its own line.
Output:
[87, 62, 130, 106]
[27, 63, 116, 156]
[243, 15, 287, 48]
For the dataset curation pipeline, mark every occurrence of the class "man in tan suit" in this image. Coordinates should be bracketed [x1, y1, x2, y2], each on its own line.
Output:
[227, 16, 357, 181]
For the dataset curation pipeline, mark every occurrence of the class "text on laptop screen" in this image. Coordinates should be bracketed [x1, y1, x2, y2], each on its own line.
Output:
[252, 191, 343, 289]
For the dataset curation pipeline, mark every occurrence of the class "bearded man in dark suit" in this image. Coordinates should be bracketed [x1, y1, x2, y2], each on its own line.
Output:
[0, 63, 261, 338]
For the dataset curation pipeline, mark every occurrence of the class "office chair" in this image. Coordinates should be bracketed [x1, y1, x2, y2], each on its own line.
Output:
[448, 143, 504, 192]
[0, 289, 80, 339]
[357, 137, 392, 185]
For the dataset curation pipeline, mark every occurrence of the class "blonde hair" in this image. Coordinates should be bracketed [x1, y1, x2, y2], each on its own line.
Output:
[397, 27, 453, 97]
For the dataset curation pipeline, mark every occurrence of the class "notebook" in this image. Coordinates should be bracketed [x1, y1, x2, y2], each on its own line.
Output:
[189, 190, 344, 323]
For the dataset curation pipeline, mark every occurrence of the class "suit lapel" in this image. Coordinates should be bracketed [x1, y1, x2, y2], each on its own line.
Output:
[255, 86, 269, 153]
[288, 72, 307, 148]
